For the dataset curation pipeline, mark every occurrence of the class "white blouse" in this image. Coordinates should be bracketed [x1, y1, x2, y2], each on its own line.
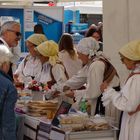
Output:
[51, 63, 68, 92]
[59, 50, 82, 78]
[64, 57, 120, 115]
[38, 62, 68, 92]
[15, 55, 42, 84]
[102, 64, 140, 140]
[38, 62, 51, 84]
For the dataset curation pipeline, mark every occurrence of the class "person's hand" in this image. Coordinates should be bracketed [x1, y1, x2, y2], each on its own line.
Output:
[52, 91, 61, 98]
[100, 81, 109, 92]
[14, 81, 24, 90]
[65, 90, 75, 98]
[13, 74, 19, 83]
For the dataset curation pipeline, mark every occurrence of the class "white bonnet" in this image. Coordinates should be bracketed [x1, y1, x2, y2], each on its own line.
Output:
[76, 37, 100, 58]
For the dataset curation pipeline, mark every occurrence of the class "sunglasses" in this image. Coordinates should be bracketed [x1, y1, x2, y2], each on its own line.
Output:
[7, 29, 22, 38]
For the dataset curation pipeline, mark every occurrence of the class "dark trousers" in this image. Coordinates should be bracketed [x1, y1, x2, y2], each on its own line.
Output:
[117, 111, 123, 138]
[95, 94, 105, 115]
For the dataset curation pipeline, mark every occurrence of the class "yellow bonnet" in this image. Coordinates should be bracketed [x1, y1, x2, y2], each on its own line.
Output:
[27, 33, 47, 46]
[36, 40, 59, 65]
[119, 40, 140, 61]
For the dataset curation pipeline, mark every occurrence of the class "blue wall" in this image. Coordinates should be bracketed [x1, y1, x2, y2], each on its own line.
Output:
[0, 8, 63, 52]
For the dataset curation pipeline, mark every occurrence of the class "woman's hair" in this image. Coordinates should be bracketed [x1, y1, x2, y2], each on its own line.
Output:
[0, 44, 12, 67]
[85, 28, 100, 37]
[59, 33, 76, 59]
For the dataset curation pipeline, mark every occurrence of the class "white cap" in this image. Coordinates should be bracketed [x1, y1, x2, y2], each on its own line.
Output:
[76, 37, 100, 58]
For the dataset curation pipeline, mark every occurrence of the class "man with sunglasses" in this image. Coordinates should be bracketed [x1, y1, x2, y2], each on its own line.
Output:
[0, 21, 22, 80]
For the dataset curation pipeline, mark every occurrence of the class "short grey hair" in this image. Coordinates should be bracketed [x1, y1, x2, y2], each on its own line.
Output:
[0, 21, 20, 35]
[0, 44, 13, 67]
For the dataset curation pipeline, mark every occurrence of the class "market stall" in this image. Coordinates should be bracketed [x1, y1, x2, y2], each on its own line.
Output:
[13, 69, 119, 140]
[16, 90, 118, 140]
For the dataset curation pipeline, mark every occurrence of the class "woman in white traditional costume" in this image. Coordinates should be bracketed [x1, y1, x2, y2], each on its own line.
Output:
[101, 40, 140, 140]
[14, 34, 47, 85]
[35, 40, 68, 93]
[62, 37, 120, 116]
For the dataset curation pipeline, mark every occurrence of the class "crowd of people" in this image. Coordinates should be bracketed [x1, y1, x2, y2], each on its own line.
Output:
[0, 21, 140, 140]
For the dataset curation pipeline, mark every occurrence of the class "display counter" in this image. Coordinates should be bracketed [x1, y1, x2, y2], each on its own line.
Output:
[16, 91, 118, 140]
[17, 115, 118, 140]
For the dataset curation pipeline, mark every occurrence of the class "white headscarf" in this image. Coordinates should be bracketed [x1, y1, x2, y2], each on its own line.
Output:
[76, 37, 100, 58]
